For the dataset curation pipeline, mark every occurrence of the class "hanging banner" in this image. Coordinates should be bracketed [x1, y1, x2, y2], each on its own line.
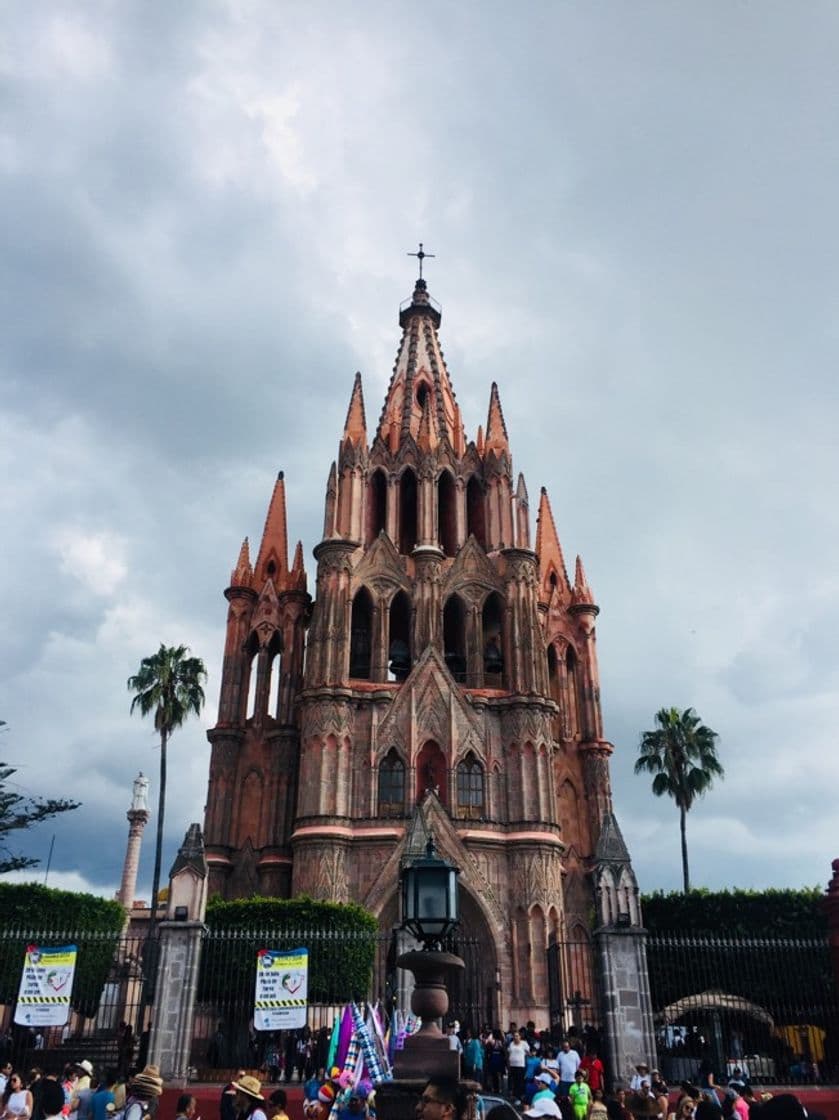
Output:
[254, 947, 308, 1030]
[14, 944, 77, 1026]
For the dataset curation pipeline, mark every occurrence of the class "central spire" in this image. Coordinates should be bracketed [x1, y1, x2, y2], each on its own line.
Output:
[377, 271, 464, 455]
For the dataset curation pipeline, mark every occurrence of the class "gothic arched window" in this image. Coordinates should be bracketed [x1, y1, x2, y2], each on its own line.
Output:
[378, 749, 405, 816]
[466, 475, 486, 550]
[438, 470, 457, 557]
[366, 469, 388, 546]
[399, 468, 418, 554]
[443, 595, 467, 683]
[456, 752, 484, 818]
[349, 587, 373, 679]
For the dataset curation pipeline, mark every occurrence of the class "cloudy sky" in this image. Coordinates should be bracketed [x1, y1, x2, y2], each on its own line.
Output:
[2, 1, 838, 903]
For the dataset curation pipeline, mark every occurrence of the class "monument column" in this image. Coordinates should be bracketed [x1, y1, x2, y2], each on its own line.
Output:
[117, 773, 151, 910]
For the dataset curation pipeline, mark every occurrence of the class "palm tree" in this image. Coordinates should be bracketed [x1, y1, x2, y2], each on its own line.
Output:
[634, 706, 723, 893]
[128, 644, 207, 923]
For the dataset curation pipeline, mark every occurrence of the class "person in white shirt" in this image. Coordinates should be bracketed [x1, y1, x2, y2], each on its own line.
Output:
[557, 1041, 581, 1096]
[507, 1031, 530, 1104]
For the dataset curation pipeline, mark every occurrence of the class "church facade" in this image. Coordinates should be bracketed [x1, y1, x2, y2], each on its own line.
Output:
[203, 276, 640, 1029]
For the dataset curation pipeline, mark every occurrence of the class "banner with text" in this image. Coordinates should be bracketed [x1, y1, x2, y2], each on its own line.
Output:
[254, 947, 308, 1030]
[14, 944, 77, 1026]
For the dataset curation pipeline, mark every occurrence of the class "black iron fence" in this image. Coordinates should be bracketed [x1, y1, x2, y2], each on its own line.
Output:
[547, 937, 601, 1046]
[192, 927, 484, 1077]
[0, 927, 154, 1074]
[646, 934, 839, 1085]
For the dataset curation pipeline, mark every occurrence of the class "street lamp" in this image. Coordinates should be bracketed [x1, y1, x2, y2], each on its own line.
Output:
[401, 837, 460, 949]
[393, 833, 464, 1078]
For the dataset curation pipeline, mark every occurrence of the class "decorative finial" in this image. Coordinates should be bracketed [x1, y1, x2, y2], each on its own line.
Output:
[407, 242, 435, 281]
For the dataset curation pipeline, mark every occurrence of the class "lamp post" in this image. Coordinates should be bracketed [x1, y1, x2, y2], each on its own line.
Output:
[393, 835, 464, 1079]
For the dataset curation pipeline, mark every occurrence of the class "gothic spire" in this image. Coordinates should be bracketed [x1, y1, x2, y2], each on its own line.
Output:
[255, 471, 289, 582]
[484, 382, 510, 457]
[342, 371, 367, 448]
[230, 536, 253, 588]
[535, 486, 571, 601]
[376, 278, 460, 453]
[572, 554, 596, 607]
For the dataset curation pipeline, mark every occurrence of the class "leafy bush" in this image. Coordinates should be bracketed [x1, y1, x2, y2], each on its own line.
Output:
[641, 887, 827, 938]
[200, 896, 379, 1005]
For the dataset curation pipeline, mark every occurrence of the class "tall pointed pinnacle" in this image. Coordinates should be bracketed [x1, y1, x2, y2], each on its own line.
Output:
[292, 540, 304, 573]
[230, 536, 253, 588]
[342, 371, 367, 449]
[572, 554, 596, 607]
[535, 486, 570, 597]
[484, 382, 510, 456]
[255, 470, 289, 583]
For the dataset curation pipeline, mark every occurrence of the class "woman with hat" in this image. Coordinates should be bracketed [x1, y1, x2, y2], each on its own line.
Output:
[232, 1076, 267, 1120]
[123, 1067, 163, 1120]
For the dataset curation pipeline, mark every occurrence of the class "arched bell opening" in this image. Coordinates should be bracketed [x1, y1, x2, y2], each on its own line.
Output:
[388, 591, 412, 682]
[366, 468, 388, 546]
[438, 470, 458, 558]
[399, 468, 418, 554]
[349, 587, 374, 680]
[482, 592, 505, 688]
[466, 475, 486, 550]
[566, 646, 580, 736]
[267, 629, 283, 720]
[244, 630, 260, 721]
[443, 595, 467, 684]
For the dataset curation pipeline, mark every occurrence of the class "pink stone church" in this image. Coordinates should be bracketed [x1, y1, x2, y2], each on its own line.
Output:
[203, 273, 638, 1029]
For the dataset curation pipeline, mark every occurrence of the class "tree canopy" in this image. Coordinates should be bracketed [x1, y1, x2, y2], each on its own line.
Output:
[0, 759, 79, 875]
[127, 645, 206, 922]
[635, 706, 723, 892]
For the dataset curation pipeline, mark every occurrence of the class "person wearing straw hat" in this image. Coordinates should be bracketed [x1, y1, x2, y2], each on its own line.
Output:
[232, 1077, 267, 1120]
[123, 1067, 163, 1120]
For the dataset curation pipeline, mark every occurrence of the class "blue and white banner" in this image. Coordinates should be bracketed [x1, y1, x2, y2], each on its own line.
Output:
[15, 944, 77, 1026]
[254, 947, 308, 1030]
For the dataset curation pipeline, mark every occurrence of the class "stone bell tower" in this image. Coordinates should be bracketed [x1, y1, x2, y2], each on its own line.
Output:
[203, 267, 643, 1033]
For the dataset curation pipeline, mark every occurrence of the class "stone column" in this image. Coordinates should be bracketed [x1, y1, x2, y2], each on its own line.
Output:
[148, 824, 208, 1086]
[117, 774, 150, 910]
[147, 919, 204, 1085]
[595, 925, 656, 1089]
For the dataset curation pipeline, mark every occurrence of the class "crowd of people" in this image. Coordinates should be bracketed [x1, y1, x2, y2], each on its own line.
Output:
[0, 1060, 165, 1120]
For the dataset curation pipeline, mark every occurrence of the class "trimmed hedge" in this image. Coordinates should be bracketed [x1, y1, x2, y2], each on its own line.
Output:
[641, 887, 827, 938]
[0, 882, 126, 1017]
[200, 895, 379, 1005]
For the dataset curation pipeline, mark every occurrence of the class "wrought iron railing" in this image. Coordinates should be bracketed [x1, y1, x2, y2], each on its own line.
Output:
[646, 934, 839, 1085]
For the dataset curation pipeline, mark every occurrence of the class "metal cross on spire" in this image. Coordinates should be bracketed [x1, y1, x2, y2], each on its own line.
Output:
[407, 242, 435, 280]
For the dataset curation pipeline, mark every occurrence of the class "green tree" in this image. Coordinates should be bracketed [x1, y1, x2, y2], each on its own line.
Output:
[127, 645, 207, 923]
[0, 759, 79, 874]
[634, 706, 723, 893]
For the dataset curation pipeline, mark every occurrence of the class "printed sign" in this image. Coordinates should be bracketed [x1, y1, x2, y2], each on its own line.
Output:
[254, 947, 308, 1031]
[14, 944, 77, 1026]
